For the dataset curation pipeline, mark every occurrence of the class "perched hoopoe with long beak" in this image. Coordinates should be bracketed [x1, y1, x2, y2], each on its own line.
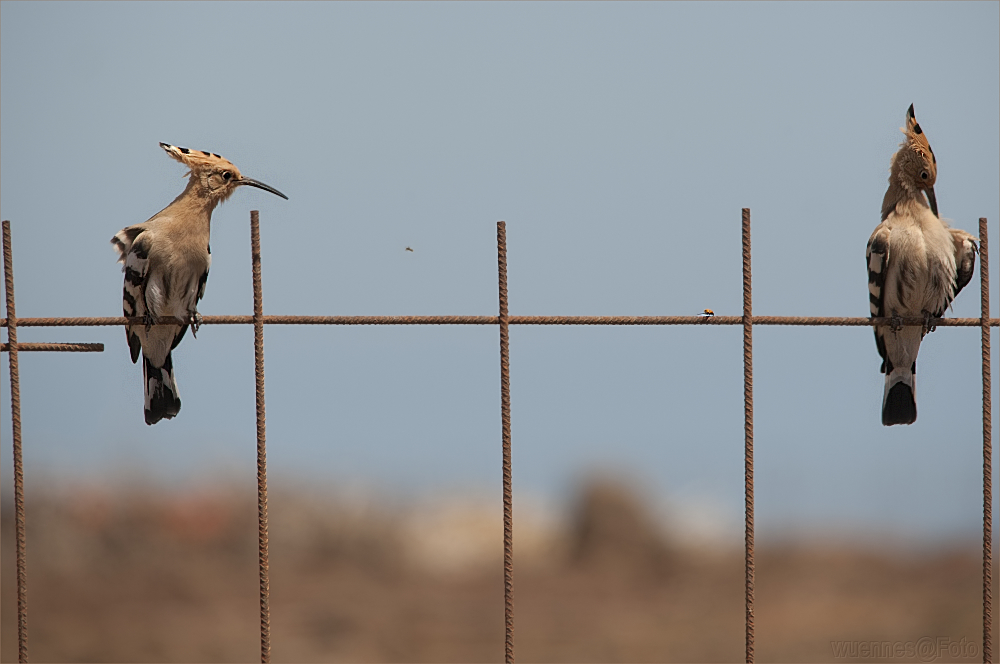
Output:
[112, 143, 287, 425]
[866, 105, 977, 426]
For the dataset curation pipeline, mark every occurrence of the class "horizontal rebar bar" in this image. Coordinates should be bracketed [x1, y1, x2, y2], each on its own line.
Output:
[512, 315, 999, 327]
[0, 315, 494, 326]
[1, 343, 104, 352]
[2, 315, 997, 327]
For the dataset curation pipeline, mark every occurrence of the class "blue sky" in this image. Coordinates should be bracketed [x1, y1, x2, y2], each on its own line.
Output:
[1, 1, 998, 541]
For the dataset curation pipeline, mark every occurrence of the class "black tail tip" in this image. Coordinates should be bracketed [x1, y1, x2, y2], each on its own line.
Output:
[882, 382, 916, 426]
[145, 392, 181, 425]
[144, 409, 178, 426]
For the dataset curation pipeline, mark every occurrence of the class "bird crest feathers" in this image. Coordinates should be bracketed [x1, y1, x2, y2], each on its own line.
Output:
[899, 104, 937, 179]
[159, 142, 242, 179]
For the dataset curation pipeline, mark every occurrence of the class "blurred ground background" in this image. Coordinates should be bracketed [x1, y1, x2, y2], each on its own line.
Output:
[1, 476, 989, 662]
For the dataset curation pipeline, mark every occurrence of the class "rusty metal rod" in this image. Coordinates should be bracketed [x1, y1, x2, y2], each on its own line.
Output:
[497, 221, 514, 663]
[0, 315, 497, 327]
[3, 220, 28, 662]
[3, 314, 997, 328]
[741, 209, 755, 663]
[508, 316, 999, 327]
[982, 217, 993, 664]
[1, 343, 103, 352]
[250, 212, 271, 663]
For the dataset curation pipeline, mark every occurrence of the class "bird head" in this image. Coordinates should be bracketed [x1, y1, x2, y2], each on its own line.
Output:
[159, 142, 288, 203]
[890, 105, 938, 216]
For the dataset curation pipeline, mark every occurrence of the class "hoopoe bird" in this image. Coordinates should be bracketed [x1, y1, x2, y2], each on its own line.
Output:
[866, 105, 977, 426]
[112, 143, 287, 425]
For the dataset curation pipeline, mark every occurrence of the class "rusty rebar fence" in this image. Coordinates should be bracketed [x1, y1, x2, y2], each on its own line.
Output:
[2, 212, 997, 664]
[741, 208, 756, 658]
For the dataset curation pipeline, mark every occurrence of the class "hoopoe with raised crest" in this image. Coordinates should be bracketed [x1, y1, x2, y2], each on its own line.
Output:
[866, 105, 977, 426]
[112, 143, 287, 425]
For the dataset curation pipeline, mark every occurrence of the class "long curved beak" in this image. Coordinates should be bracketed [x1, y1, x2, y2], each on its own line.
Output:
[238, 177, 289, 200]
[925, 186, 938, 217]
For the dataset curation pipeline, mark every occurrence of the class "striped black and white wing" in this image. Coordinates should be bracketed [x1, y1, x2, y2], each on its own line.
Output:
[949, 228, 978, 305]
[867, 223, 891, 373]
[119, 230, 149, 364]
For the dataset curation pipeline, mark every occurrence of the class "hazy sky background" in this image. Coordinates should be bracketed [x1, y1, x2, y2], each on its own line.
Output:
[1, 1, 998, 543]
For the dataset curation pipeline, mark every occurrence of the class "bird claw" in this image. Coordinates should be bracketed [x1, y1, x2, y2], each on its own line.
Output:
[923, 312, 937, 335]
[190, 312, 203, 338]
[888, 315, 904, 332]
[143, 312, 157, 332]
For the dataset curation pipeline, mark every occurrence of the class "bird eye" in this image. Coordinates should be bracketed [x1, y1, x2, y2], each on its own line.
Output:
[920, 171, 929, 180]
[222, 171, 232, 181]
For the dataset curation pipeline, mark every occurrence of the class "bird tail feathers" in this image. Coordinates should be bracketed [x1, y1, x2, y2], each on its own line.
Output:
[882, 368, 916, 426]
[143, 352, 181, 425]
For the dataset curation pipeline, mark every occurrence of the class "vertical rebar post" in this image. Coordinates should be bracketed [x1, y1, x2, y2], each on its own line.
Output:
[250, 211, 271, 663]
[981, 217, 992, 664]
[3, 221, 28, 663]
[741, 208, 755, 663]
[497, 221, 514, 663]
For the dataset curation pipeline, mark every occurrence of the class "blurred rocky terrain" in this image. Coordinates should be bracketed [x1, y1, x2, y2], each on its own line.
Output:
[1, 477, 989, 662]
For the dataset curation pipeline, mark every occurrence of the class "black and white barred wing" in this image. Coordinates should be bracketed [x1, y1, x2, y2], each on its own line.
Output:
[867, 223, 890, 372]
[112, 226, 148, 364]
[949, 228, 978, 304]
